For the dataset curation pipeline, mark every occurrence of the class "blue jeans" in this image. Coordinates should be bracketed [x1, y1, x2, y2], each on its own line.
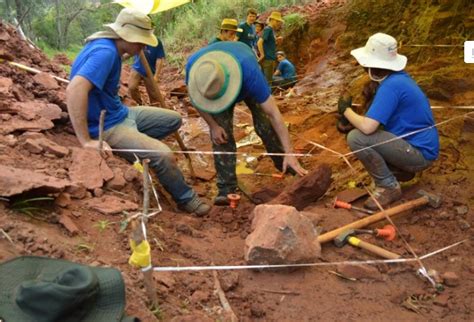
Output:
[103, 106, 195, 204]
[347, 129, 432, 188]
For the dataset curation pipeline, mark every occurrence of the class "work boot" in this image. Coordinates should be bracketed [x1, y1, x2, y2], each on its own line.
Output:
[214, 195, 230, 206]
[364, 184, 402, 210]
[178, 196, 211, 217]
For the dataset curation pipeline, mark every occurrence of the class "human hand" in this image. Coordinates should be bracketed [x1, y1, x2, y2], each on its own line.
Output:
[83, 140, 112, 156]
[337, 92, 352, 115]
[210, 125, 228, 145]
[283, 155, 308, 176]
[336, 114, 354, 134]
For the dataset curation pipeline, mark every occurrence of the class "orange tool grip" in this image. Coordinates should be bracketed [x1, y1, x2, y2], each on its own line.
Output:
[334, 199, 352, 210]
[272, 173, 284, 179]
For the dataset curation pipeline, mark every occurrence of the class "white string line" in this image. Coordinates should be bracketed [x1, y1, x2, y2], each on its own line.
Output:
[148, 240, 465, 272]
[108, 111, 473, 160]
[345, 111, 471, 157]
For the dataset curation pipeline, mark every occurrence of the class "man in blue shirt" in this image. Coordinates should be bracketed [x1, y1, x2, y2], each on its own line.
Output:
[128, 40, 166, 105]
[237, 8, 257, 48]
[186, 41, 307, 205]
[273, 51, 297, 89]
[66, 8, 210, 216]
[340, 33, 439, 210]
[257, 11, 284, 85]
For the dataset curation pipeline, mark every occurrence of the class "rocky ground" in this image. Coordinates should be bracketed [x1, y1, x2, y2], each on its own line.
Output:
[1, 1, 473, 321]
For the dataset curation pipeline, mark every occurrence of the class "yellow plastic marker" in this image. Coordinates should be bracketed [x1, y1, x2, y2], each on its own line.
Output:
[129, 239, 151, 268]
[114, 0, 189, 14]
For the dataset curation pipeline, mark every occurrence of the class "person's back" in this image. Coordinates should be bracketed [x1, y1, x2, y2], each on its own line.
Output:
[366, 71, 438, 160]
[278, 58, 296, 80]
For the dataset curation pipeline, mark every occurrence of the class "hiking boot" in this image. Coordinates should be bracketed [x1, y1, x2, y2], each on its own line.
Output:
[364, 184, 402, 210]
[388, 165, 416, 182]
[178, 196, 211, 217]
[214, 195, 230, 206]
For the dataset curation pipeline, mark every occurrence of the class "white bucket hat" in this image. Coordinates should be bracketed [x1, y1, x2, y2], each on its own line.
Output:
[350, 33, 407, 71]
[188, 51, 242, 114]
[105, 8, 157, 46]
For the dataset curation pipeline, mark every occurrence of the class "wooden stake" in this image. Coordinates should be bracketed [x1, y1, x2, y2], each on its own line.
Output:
[138, 51, 197, 181]
[130, 159, 158, 308]
[98, 110, 106, 157]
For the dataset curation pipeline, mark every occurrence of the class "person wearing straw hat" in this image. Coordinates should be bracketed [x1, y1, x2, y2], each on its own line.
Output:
[209, 18, 243, 45]
[66, 8, 210, 216]
[128, 38, 166, 105]
[186, 41, 308, 205]
[340, 33, 439, 210]
[0, 256, 138, 321]
[257, 11, 284, 84]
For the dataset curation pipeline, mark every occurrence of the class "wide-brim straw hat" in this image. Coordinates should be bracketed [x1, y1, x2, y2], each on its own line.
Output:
[188, 50, 242, 114]
[105, 7, 157, 46]
[350, 32, 407, 71]
[0, 256, 126, 321]
[220, 18, 243, 32]
[269, 11, 284, 22]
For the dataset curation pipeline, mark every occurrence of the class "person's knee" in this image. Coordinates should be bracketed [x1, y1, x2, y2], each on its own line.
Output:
[169, 112, 182, 132]
[151, 151, 177, 170]
[347, 128, 366, 151]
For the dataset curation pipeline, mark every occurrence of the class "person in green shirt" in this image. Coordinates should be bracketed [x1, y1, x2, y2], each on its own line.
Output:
[209, 18, 242, 45]
[257, 11, 284, 85]
[237, 8, 257, 48]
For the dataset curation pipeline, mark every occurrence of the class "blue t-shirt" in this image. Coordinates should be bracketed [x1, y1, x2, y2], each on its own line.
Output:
[237, 22, 256, 48]
[70, 38, 128, 138]
[277, 59, 296, 80]
[366, 71, 439, 160]
[262, 26, 276, 60]
[132, 41, 165, 77]
[185, 42, 271, 105]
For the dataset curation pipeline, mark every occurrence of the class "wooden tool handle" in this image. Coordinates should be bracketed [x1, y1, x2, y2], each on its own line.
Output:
[318, 196, 428, 243]
[348, 237, 400, 259]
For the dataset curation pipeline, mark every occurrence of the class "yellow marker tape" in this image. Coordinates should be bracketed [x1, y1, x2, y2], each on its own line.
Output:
[133, 161, 144, 173]
[348, 236, 360, 247]
[129, 239, 151, 268]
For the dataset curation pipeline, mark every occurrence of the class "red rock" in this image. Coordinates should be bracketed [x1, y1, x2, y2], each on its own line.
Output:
[269, 164, 332, 210]
[66, 184, 87, 199]
[153, 272, 176, 289]
[33, 72, 59, 90]
[84, 195, 138, 215]
[124, 167, 141, 182]
[106, 168, 126, 190]
[23, 138, 43, 154]
[69, 148, 113, 190]
[0, 76, 13, 98]
[55, 193, 71, 208]
[0, 116, 54, 135]
[0, 165, 69, 197]
[58, 212, 80, 236]
[433, 293, 450, 307]
[93, 188, 104, 197]
[245, 204, 321, 265]
[220, 271, 239, 292]
[37, 138, 69, 157]
[190, 290, 209, 304]
[441, 271, 459, 287]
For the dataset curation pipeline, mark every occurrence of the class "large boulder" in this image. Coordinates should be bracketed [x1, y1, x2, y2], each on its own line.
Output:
[245, 204, 321, 265]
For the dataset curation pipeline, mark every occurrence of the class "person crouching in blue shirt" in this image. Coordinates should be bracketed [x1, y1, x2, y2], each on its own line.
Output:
[128, 40, 166, 105]
[273, 51, 297, 89]
[66, 8, 210, 216]
[339, 33, 439, 210]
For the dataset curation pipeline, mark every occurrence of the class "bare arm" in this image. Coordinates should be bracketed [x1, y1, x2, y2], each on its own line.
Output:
[344, 108, 380, 134]
[260, 96, 307, 176]
[66, 76, 109, 149]
[274, 69, 281, 76]
[196, 109, 228, 145]
[257, 38, 265, 61]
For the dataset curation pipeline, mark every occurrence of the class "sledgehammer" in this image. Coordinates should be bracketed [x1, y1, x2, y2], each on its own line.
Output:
[319, 190, 441, 244]
[334, 229, 401, 259]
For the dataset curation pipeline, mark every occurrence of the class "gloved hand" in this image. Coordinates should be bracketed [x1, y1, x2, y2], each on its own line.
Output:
[336, 114, 354, 133]
[337, 92, 352, 116]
